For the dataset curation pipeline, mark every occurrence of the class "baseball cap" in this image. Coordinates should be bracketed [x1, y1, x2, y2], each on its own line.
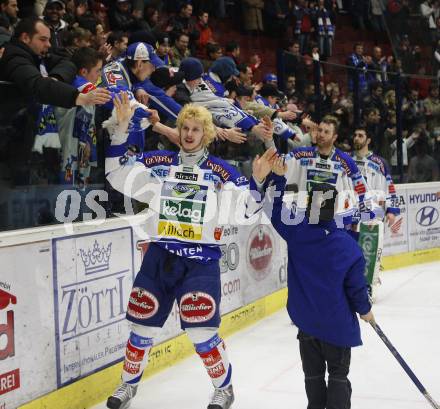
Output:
[210, 56, 239, 81]
[45, 0, 65, 8]
[179, 57, 204, 81]
[150, 67, 184, 89]
[259, 83, 284, 99]
[263, 73, 278, 83]
[126, 42, 164, 68]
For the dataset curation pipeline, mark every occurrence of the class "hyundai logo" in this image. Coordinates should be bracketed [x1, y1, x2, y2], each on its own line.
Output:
[416, 206, 439, 227]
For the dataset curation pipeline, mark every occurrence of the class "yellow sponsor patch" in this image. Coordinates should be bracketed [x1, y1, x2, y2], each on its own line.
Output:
[157, 220, 202, 240]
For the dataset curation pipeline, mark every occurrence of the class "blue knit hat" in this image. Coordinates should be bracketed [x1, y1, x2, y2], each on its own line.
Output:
[210, 57, 239, 83]
[179, 57, 204, 81]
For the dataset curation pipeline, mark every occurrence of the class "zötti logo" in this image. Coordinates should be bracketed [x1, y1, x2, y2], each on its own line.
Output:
[247, 225, 274, 281]
[127, 288, 159, 320]
[179, 292, 216, 323]
[416, 206, 439, 227]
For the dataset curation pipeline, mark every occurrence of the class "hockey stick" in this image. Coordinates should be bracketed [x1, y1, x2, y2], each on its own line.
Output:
[370, 322, 440, 409]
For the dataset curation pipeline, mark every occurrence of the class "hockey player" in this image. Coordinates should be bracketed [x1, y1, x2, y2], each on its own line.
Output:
[283, 115, 375, 226]
[256, 156, 374, 409]
[105, 93, 275, 409]
[352, 126, 400, 299]
[352, 126, 399, 224]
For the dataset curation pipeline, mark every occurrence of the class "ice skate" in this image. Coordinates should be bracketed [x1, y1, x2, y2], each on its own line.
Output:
[207, 385, 234, 409]
[106, 383, 137, 409]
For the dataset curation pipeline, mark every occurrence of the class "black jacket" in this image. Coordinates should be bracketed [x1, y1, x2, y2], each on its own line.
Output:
[0, 40, 79, 108]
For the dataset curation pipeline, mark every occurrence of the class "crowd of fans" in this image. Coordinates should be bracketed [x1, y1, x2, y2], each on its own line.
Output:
[0, 0, 439, 228]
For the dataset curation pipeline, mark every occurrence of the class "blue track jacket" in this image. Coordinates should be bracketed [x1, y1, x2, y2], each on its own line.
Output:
[266, 174, 371, 347]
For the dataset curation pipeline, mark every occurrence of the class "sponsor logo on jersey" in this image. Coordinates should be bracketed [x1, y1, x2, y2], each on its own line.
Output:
[204, 172, 221, 183]
[354, 179, 367, 195]
[206, 160, 231, 181]
[162, 182, 208, 201]
[127, 287, 159, 320]
[151, 166, 170, 177]
[294, 150, 314, 159]
[334, 154, 352, 175]
[157, 221, 203, 240]
[316, 162, 331, 170]
[179, 292, 216, 323]
[306, 169, 338, 186]
[160, 199, 205, 224]
[175, 171, 198, 181]
[145, 154, 173, 166]
[246, 225, 274, 281]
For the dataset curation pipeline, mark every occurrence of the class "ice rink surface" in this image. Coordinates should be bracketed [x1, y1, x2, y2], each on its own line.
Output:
[93, 261, 440, 409]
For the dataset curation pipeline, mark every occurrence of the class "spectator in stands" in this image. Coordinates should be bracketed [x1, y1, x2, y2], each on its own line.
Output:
[408, 137, 439, 182]
[390, 127, 419, 178]
[367, 46, 389, 85]
[225, 40, 240, 65]
[237, 63, 253, 86]
[347, 42, 368, 94]
[57, 47, 104, 186]
[155, 32, 172, 65]
[293, 0, 314, 54]
[241, 0, 264, 34]
[0, 0, 18, 28]
[63, 26, 92, 57]
[209, 56, 239, 86]
[370, 0, 386, 32]
[263, 72, 278, 85]
[170, 32, 191, 67]
[263, 0, 290, 39]
[109, 0, 137, 32]
[424, 84, 440, 136]
[315, 0, 334, 59]
[0, 13, 11, 46]
[107, 31, 128, 61]
[195, 10, 214, 57]
[363, 107, 383, 151]
[284, 40, 307, 96]
[43, 0, 68, 49]
[285, 75, 296, 99]
[166, 2, 199, 52]
[202, 42, 222, 71]
[92, 2, 109, 32]
[364, 82, 388, 121]
[0, 17, 111, 108]
[144, 6, 161, 34]
[402, 88, 425, 131]
[150, 65, 184, 98]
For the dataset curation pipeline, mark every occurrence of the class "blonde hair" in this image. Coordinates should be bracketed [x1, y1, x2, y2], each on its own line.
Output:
[176, 104, 216, 147]
[321, 114, 340, 134]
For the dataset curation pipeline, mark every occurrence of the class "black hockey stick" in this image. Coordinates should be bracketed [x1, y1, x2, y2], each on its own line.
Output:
[370, 322, 440, 409]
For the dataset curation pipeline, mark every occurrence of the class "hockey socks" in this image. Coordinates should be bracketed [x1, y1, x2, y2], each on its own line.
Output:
[121, 331, 153, 385]
[194, 334, 232, 389]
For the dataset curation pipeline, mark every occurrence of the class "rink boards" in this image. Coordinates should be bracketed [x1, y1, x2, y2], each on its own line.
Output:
[0, 181, 439, 409]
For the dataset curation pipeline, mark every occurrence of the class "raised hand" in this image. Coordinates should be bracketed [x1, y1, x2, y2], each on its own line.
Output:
[114, 92, 135, 125]
[272, 155, 287, 176]
[223, 127, 247, 144]
[252, 147, 278, 183]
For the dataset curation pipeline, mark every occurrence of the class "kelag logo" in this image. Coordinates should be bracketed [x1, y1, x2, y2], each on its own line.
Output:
[416, 206, 439, 227]
[53, 228, 134, 386]
[0, 287, 20, 397]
